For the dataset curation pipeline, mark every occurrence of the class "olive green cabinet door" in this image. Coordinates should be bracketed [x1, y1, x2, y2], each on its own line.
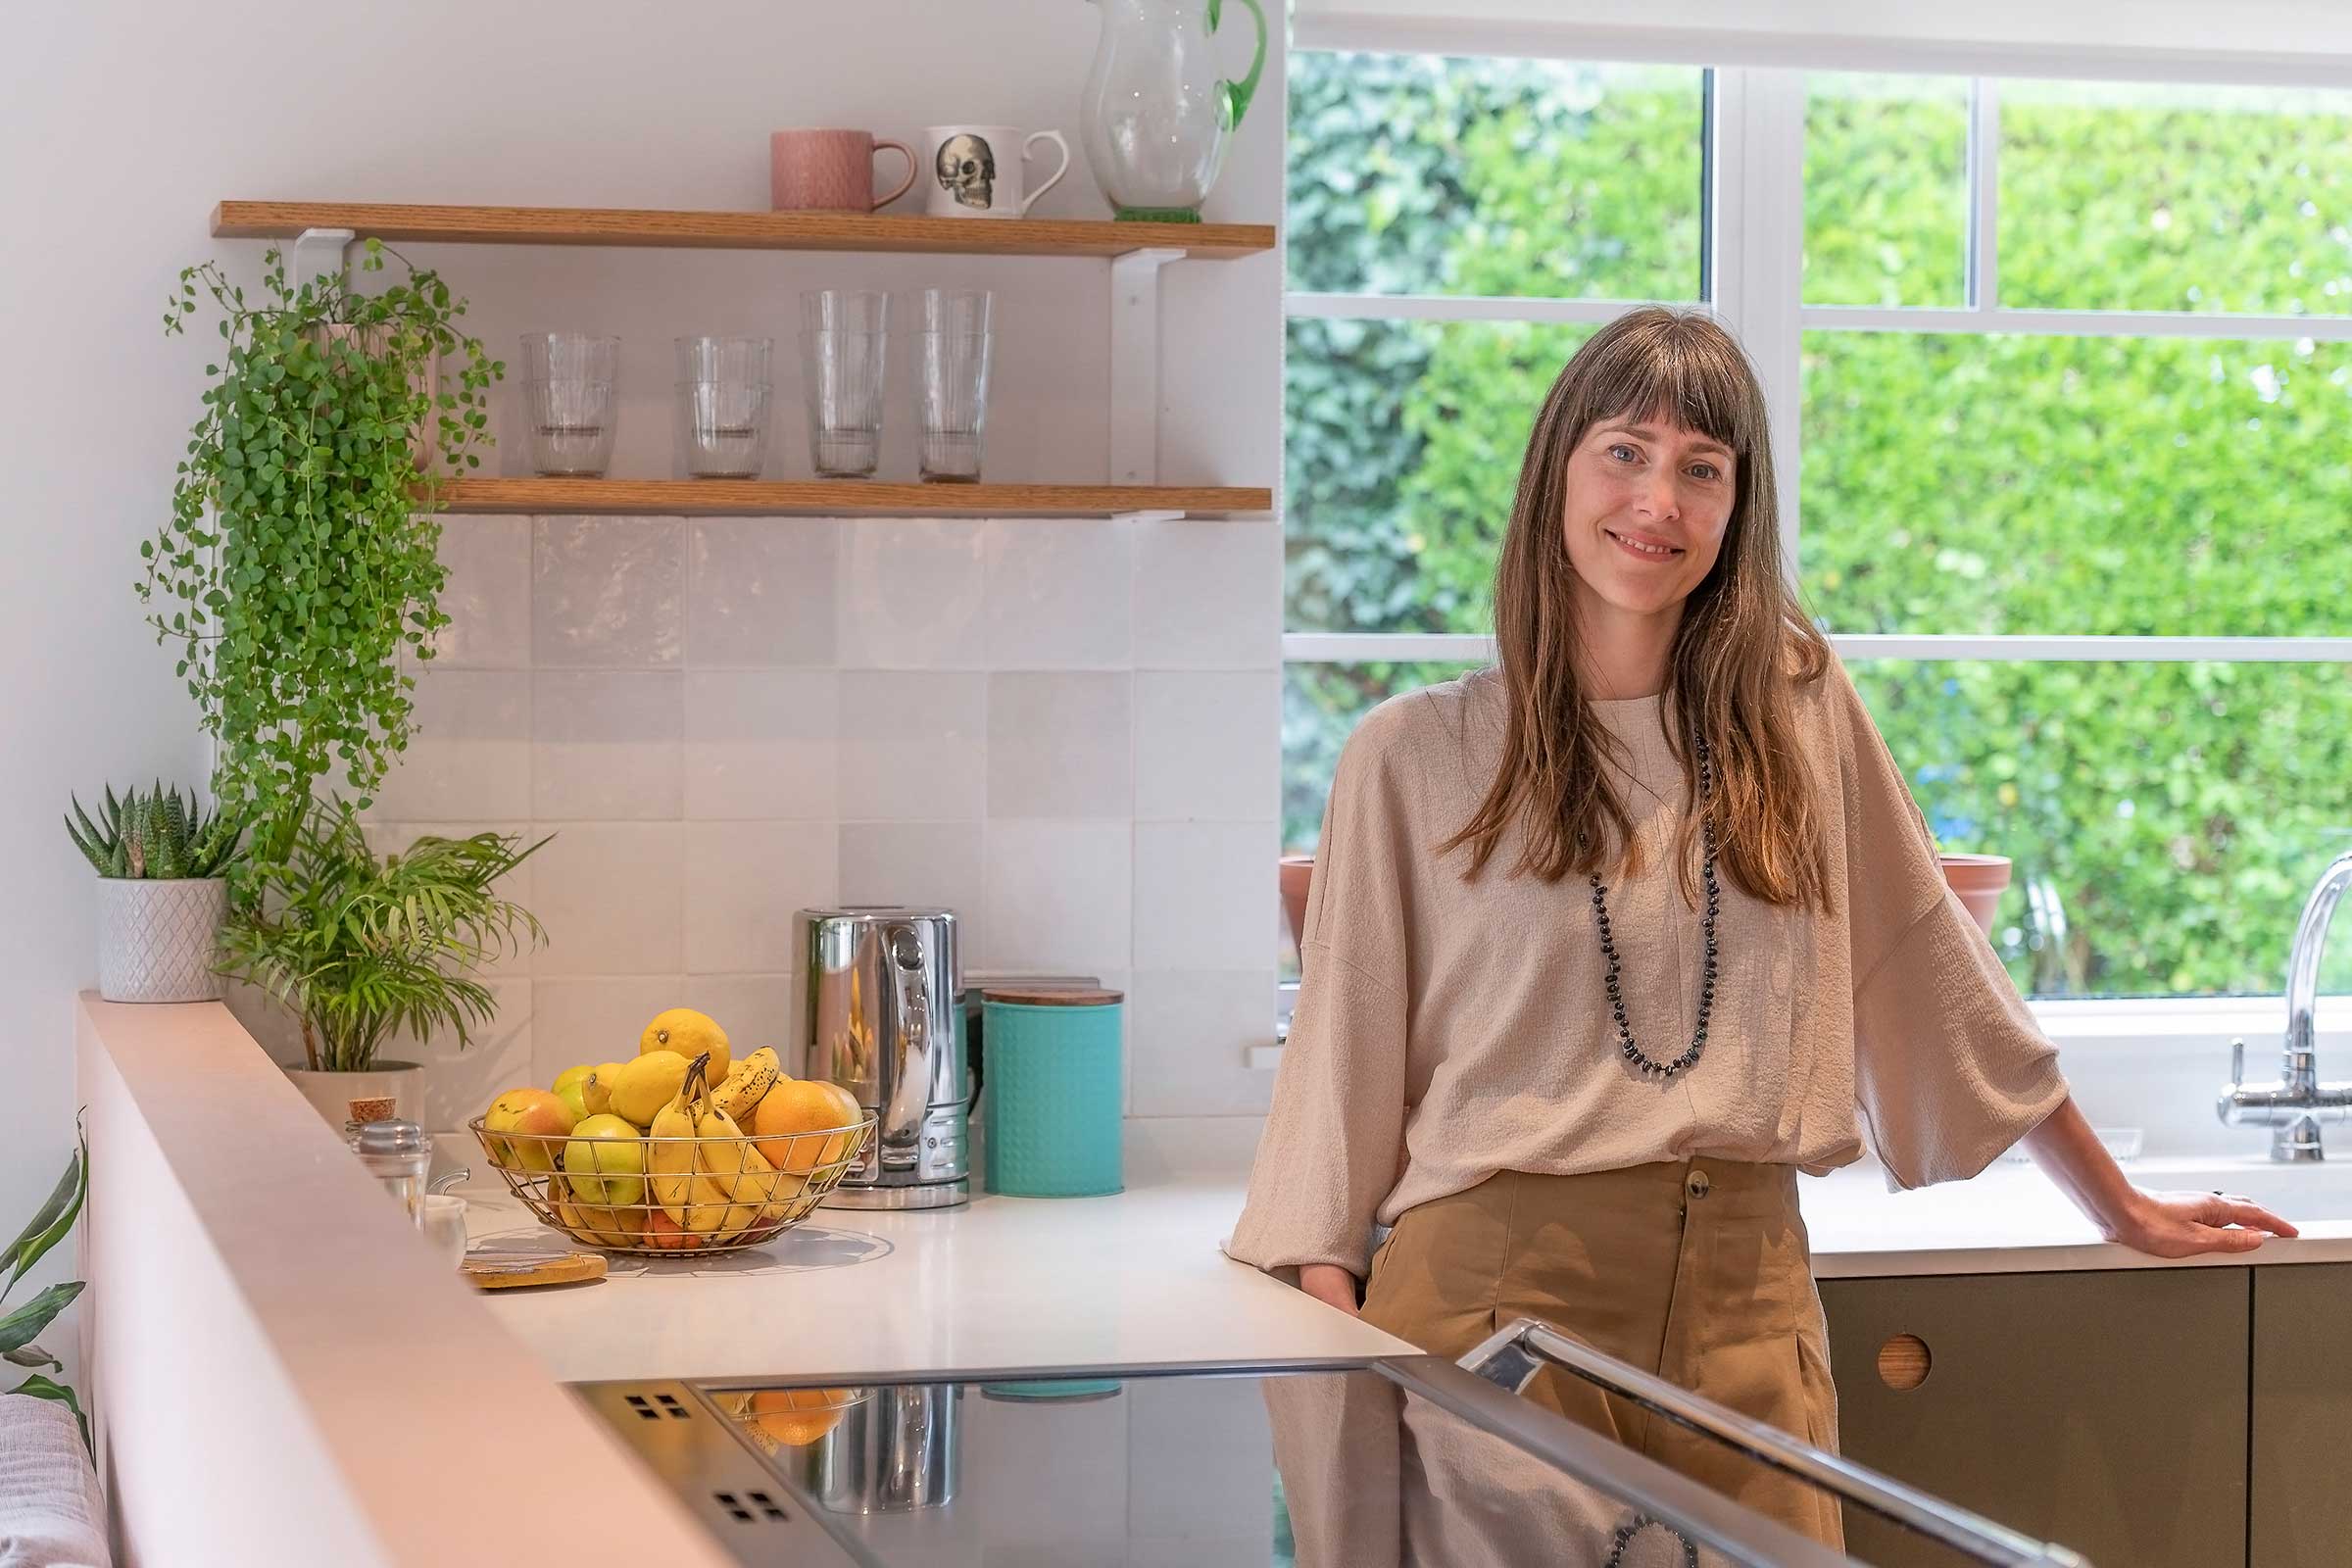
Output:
[2249, 1262, 2352, 1567]
[1820, 1269, 2247, 1568]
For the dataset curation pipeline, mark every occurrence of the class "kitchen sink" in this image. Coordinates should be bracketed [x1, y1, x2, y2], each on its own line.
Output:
[2114, 1154, 2352, 1221]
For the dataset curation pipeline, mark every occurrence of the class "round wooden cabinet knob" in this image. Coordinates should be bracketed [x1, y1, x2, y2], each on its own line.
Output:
[1877, 1333, 1932, 1391]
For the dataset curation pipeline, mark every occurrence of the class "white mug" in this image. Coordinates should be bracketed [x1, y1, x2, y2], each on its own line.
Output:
[921, 124, 1071, 219]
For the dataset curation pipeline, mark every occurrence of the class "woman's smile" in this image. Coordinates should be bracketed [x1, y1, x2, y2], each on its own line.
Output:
[1604, 526, 1684, 562]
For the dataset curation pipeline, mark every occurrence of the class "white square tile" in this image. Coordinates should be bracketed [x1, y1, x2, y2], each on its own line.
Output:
[1133, 821, 1279, 970]
[531, 822, 684, 976]
[1134, 671, 1279, 821]
[411, 979, 535, 1135]
[839, 822, 987, 962]
[1127, 969, 1280, 1117]
[1133, 518, 1282, 669]
[532, 977, 687, 1085]
[532, 671, 683, 820]
[685, 821, 838, 974]
[836, 672, 985, 820]
[533, 516, 684, 666]
[836, 518, 987, 667]
[688, 517, 838, 666]
[981, 821, 1131, 973]
[360, 820, 543, 978]
[986, 672, 1132, 819]
[685, 670, 840, 820]
[674, 974, 797, 1060]
[423, 516, 531, 668]
[981, 519, 1133, 667]
[368, 668, 530, 820]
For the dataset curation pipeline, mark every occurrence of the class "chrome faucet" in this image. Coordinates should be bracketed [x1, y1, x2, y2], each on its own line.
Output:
[2220, 851, 2352, 1161]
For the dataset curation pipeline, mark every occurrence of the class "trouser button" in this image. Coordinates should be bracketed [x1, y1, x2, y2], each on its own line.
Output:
[1686, 1169, 1711, 1200]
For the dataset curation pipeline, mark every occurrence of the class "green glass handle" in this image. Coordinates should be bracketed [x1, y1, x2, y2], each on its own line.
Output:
[1207, 0, 1268, 132]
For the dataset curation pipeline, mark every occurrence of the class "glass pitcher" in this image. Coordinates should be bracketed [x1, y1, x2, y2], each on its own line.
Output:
[1079, 0, 1267, 221]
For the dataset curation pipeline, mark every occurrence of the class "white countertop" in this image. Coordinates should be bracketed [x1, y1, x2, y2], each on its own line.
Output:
[462, 1152, 2352, 1385]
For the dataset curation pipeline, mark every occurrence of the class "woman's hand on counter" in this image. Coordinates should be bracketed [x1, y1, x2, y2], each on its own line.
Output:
[2112, 1189, 2299, 1257]
[1298, 1263, 1361, 1316]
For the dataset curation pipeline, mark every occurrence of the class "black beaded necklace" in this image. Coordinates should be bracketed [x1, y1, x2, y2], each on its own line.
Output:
[1588, 733, 1719, 1082]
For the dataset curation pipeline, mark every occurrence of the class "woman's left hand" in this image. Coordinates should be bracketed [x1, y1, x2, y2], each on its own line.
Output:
[2111, 1189, 2299, 1257]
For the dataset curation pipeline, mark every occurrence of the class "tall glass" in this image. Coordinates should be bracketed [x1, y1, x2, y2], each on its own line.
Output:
[917, 289, 994, 483]
[799, 291, 889, 478]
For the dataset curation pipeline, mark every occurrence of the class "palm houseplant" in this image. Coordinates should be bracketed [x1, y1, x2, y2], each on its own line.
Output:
[140, 240, 502, 884]
[218, 803, 549, 1126]
[67, 783, 244, 1004]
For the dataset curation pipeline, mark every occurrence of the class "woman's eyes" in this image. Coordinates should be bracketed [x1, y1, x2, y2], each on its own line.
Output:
[1605, 443, 1723, 482]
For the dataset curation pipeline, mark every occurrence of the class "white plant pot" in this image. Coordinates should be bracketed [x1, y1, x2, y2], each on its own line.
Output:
[281, 1061, 425, 1130]
[96, 877, 228, 1003]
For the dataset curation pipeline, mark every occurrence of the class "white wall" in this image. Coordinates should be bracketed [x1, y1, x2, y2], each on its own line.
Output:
[1, 0, 1287, 1352]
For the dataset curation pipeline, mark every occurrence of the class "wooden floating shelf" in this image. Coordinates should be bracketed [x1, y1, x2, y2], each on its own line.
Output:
[212, 201, 1274, 261]
[425, 478, 1270, 518]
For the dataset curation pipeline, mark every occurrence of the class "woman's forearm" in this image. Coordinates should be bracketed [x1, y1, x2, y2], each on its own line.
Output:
[2021, 1094, 2144, 1238]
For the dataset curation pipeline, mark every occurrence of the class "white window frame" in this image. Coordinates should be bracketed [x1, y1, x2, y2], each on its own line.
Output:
[1279, 59, 2352, 1046]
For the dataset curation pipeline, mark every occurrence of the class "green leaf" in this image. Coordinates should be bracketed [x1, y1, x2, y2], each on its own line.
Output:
[0, 1283, 84, 1355]
[3, 1343, 59, 1372]
[1, 1122, 84, 1298]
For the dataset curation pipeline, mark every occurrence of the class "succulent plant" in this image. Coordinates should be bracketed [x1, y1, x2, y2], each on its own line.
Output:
[65, 782, 242, 880]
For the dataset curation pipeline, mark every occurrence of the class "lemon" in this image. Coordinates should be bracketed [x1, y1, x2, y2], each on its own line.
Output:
[640, 1007, 730, 1082]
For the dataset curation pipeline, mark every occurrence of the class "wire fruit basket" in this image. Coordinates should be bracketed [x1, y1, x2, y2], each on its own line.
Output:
[467, 1114, 876, 1256]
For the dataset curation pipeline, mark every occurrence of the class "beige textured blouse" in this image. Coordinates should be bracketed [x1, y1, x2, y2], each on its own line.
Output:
[1229, 658, 2072, 1279]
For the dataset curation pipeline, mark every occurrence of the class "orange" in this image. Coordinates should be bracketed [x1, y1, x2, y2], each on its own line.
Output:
[752, 1079, 864, 1175]
[746, 1388, 854, 1448]
[643, 1207, 703, 1251]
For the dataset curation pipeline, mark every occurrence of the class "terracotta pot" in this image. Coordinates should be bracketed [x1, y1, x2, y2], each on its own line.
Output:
[1938, 854, 2011, 936]
[1279, 855, 1315, 957]
[280, 1061, 424, 1131]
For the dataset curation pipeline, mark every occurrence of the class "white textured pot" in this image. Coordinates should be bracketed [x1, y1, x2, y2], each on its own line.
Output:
[96, 877, 228, 1003]
[281, 1061, 425, 1130]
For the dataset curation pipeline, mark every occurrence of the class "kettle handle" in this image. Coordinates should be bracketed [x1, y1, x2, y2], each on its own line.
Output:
[879, 926, 931, 1169]
[1208, 0, 1267, 131]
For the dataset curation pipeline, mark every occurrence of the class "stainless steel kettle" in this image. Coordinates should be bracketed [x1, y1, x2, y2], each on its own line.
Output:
[797, 906, 969, 1209]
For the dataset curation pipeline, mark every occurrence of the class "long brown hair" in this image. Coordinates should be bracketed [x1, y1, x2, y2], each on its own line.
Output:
[1439, 306, 1834, 912]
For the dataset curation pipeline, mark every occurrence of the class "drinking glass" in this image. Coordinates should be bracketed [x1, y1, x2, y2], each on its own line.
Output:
[520, 333, 620, 477]
[917, 290, 994, 483]
[799, 290, 890, 479]
[674, 336, 774, 478]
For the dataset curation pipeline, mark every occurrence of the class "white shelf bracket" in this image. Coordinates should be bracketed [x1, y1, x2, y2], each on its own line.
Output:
[1108, 246, 1187, 486]
[1110, 509, 1184, 525]
[292, 226, 358, 292]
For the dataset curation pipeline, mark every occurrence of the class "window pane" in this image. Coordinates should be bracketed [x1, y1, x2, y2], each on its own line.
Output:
[1999, 80, 2352, 316]
[1850, 660, 2352, 998]
[1287, 52, 1705, 300]
[1804, 73, 1970, 308]
[1284, 661, 1481, 854]
[1287, 317, 1596, 633]
[1801, 330, 2352, 636]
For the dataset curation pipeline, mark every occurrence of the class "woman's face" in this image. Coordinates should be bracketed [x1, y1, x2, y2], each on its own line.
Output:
[1559, 413, 1739, 621]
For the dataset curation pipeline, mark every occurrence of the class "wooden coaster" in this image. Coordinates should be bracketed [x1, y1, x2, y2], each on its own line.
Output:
[461, 1252, 608, 1291]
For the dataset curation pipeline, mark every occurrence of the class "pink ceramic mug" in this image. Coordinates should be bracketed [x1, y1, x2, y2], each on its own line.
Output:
[770, 128, 918, 213]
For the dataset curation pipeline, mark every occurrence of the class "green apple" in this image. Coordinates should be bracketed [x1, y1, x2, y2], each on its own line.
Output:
[562, 1113, 648, 1208]
[552, 1063, 595, 1123]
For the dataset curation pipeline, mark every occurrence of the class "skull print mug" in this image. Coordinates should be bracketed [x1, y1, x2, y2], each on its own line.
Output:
[921, 124, 1073, 219]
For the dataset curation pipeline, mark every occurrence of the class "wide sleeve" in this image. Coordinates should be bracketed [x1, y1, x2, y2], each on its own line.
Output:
[1832, 662, 2072, 1191]
[1225, 700, 1417, 1281]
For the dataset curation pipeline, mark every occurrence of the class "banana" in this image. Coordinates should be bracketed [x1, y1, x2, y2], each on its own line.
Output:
[650, 1054, 735, 1233]
[695, 1098, 805, 1228]
[710, 1047, 783, 1122]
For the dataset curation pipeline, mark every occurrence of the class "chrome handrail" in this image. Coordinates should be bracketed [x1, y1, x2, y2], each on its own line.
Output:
[1462, 1318, 2091, 1568]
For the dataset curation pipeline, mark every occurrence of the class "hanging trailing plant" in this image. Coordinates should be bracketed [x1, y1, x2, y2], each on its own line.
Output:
[141, 240, 503, 878]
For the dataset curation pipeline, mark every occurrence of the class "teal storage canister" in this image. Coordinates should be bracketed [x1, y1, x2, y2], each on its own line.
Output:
[982, 988, 1124, 1198]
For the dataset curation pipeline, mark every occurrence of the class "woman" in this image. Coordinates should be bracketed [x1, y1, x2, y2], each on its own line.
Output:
[1228, 306, 2295, 1547]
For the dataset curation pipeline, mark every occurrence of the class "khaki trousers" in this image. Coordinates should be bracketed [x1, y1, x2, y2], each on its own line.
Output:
[1361, 1160, 1845, 1551]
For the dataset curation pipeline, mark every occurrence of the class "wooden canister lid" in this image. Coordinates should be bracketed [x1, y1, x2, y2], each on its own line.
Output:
[982, 987, 1124, 1006]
